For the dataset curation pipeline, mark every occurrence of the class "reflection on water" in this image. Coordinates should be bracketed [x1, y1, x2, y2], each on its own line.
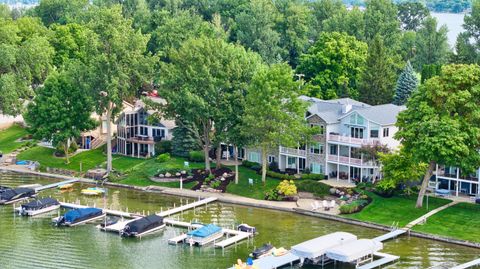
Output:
[0, 172, 478, 269]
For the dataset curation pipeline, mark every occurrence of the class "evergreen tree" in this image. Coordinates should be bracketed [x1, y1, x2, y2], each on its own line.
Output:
[393, 61, 418, 105]
[359, 35, 396, 105]
[171, 119, 201, 158]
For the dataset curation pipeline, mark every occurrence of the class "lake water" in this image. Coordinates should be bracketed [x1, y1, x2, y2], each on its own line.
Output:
[431, 12, 466, 47]
[0, 172, 478, 269]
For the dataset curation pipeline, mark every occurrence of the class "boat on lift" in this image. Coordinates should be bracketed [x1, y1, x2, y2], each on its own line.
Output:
[16, 197, 60, 216]
[238, 223, 257, 234]
[53, 207, 105, 227]
[0, 188, 36, 205]
[186, 224, 224, 246]
[121, 215, 165, 237]
[251, 243, 275, 259]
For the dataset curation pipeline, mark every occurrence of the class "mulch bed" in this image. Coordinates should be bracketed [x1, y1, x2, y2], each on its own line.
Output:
[190, 167, 234, 193]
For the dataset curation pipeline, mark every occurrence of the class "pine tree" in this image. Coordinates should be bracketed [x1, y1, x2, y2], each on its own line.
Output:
[359, 35, 396, 105]
[393, 61, 418, 105]
[171, 119, 202, 157]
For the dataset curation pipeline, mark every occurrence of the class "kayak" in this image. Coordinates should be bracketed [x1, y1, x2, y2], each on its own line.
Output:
[81, 187, 105, 196]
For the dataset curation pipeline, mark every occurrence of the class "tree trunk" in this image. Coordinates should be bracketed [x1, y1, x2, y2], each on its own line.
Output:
[234, 145, 239, 184]
[203, 144, 210, 172]
[215, 142, 222, 168]
[106, 107, 113, 173]
[261, 146, 267, 184]
[416, 161, 435, 208]
[203, 121, 211, 173]
[64, 139, 70, 164]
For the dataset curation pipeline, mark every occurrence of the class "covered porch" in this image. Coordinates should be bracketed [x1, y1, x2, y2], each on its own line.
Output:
[434, 165, 480, 197]
[279, 154, 306, 174]
[326, 163, 378, 184]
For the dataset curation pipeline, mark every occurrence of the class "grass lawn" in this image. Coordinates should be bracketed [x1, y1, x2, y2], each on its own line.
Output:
[226, 166, 280, 200]
[345, 192, 452, 227]
[413, 202, 480, 243]
[17, 146, 106, 172]
[0, 125, 29, 154]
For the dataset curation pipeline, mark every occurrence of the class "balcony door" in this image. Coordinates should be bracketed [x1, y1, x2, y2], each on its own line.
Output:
[350, 127, 364, 139]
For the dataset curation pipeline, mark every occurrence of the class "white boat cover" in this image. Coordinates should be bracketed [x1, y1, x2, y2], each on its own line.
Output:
[290, 232, 357, 259]
[326, 239, 383, 262]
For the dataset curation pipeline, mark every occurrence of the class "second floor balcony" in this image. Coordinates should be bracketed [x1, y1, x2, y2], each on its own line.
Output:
[327, 155, 378, 167]
[126, 136, 155, 144]
[279, 146, 307, 157]
[328, 133, 380, 146]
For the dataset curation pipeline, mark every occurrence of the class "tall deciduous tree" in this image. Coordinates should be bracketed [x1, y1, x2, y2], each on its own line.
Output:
[396, 64, 480, 208]
[452, 32, 477, 64]
[393, 61, 418, 105]
[79, 6, 156, 173]
[364, 0, 400, 49]
[35, 0, 88, 26]
[24, 67, 96, 164]
[297, 32, 367, 99]
[359, 35, 396, 105]
[242, 63, 312, 183]
[413, 16, 449, 70]
[0, 17, 54, 116]
[159, 37, 261, 172]
[397, 2, 430, 31]
[309, 0, 345, 36]
[233, 0, 282, 64]
[322, 7, 365, 41]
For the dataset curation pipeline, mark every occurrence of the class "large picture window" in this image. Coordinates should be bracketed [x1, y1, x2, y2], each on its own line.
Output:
[248, 152, 260, 163]
[310, 143, 324, 154]
[310, 163, 323, 174]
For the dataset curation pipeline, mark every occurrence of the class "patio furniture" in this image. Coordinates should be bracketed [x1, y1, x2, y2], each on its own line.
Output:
[435, 189, 450, 197]
[330, 200, 336, 209]
[315, 201, 322, 211]
[322, 200, 329, 211]
[476, 198, 480, 204]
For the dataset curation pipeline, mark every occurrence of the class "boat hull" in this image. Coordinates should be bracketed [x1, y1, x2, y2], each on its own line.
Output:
[0, 195, 37, 205]
[122, 223, 166, 237]
[16, 204, 61, 216]
[53, 213, 106, 227]
[186, 231, 224, 246]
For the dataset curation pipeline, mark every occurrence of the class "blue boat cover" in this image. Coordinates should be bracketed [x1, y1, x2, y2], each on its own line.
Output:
[64, 208, 102, 223]
[187, 224, 222, 238]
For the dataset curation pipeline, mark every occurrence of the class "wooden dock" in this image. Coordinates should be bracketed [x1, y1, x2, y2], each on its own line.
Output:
[373, 229, 406, 242]
[35, 179, 79, 192]
[158, 197, 217, 217]
[228, 252, 300, 269]
[214, 229, 252, 249]
[357, 252, 400, 269]
[168, 234, 188, 244]
[451, 259, 480, 269]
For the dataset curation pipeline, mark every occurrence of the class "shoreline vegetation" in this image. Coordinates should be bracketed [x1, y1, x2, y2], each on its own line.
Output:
[2, 125, 479, 245]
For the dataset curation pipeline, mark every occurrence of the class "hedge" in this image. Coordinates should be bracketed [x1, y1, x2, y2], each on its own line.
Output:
[295, 180, 330, 197]
[339, 199, 369, 214]
[242, 160, 257, 168]
[188, 151, 205, 162]
[266, 170, 296, 180]
[300, 173, 325, 180]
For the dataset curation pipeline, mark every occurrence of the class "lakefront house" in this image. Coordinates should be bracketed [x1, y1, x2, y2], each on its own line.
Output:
[245, 96, 405, 184]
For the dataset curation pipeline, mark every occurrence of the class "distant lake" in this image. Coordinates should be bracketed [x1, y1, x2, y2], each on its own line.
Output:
[431, 12, 466, 47]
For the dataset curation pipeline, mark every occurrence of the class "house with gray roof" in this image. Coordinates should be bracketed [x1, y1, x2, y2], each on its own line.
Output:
[245, 96, 405, 184]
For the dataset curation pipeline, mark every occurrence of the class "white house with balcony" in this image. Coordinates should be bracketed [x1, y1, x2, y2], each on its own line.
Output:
[245, 96, 405, 183]
[116, 98, 175, 158]
[433, 165, 480, 198]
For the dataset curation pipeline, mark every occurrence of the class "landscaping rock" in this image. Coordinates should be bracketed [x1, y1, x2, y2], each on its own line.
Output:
[165, 172, 172, 177]
[222, 172, 228, 178]
[175, 172, 181, 177]
[220, 177, 225, 181]
[181, 170, 187, 175]
[329, 188, 337, 195]
[159, 174, 164, 178]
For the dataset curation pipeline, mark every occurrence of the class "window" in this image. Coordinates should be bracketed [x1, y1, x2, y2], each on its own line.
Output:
[287, 156, 296, 169]
[310, 143, 324, 154]
[248, 152, 260, 163]
[310, 123, 325, 135]
[310, 163, 323, 174]
[268, 155, 276, 163]
[370, 129, 379, 138]
[383, 128, 390, 137]
[351, 127, 364, 139]
[140, 126, 148, 136]
[330, 144, 338, 155]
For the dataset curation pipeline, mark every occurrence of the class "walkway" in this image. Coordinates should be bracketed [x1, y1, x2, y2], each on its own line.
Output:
[322, 179, 356, 188]
[404, 201, 459, 230]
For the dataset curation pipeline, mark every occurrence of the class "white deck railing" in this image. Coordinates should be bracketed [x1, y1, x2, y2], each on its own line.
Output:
[328, 134, 380, 146]
[279, 146, 307, 156]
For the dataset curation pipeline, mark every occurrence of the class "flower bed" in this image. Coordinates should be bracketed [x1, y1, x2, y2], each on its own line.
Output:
[191, 167, 234, 193]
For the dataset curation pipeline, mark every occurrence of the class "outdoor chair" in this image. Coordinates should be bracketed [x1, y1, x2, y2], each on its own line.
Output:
[322, 200, 330, 211]
[314, 200, 322, 211]
[330, 200, 336, 209]
[311, 202, 318, 211]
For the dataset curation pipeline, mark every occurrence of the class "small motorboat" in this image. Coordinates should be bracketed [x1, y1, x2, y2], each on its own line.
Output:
[251, 243, 274, 259]
[17, 197, 60, 216]
[272, 247, 289, 257]
[186, 224, 224, 246]
[238, 223, 256, 234]
[58, 183, 74, 190]
[81, 187, 105, 196]
[99, 217, 119, 228]
[121, 215, 165, 237]
[54, 207, 105, 226]
[0, 188, 36, 205]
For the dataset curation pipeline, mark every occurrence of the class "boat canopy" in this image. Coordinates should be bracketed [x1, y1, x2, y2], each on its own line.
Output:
[291, 232, 357, 259]
[326, 239, 383, 262]
[64, 208, 103, 223]
[0, 188, 35, 201]
[187, 224, 222, 238]
[124, 215, 164, 234]
[21, 198, 59, 210]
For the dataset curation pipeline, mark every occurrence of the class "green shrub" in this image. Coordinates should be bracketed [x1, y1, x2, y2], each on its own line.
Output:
[251, 165, 262, 171]
[266, 170, 296, 180]
[300, 173, 324, 180]
[210, 181, 221, 188]
[265, 189, 282, 201]
[374, 179, 396, 197]
[155, 140, 172, 154]
[295, 180, 330, 197]
[156, 153, 171, 163]
[242, 160, 257, 168]
[269, 161, 279, 171]
[156, 167, 181, 175]
[188, 150, 205, 162]
[339, 199, 370, 214]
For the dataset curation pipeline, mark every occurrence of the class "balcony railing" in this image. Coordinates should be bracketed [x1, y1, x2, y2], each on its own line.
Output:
[436, 169, 479, 182]
[279, 146, 307, 157]
[126, 136, 155, 144]
[328, 134, 380, 146]
[327, 155, 377, 166]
